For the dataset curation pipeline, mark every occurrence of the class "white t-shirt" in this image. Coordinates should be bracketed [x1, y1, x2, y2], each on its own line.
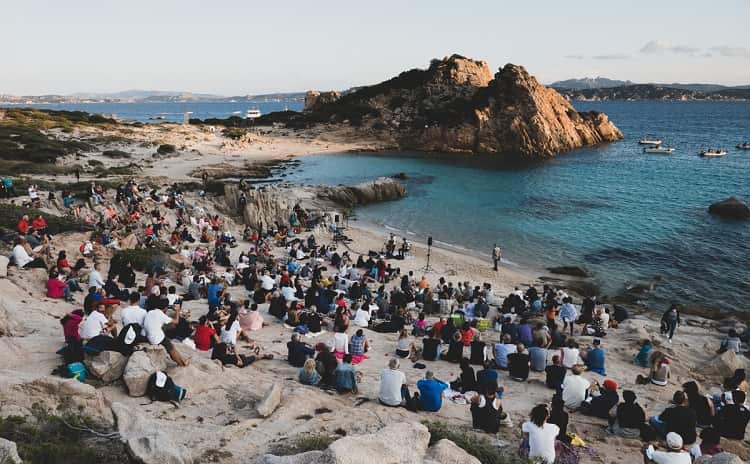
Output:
[261, 275, 275, 291]
[562, 374, 590, 409]
[88, 270, 105, 289]
[11, 245, 33, 268]
[143, 309, 172, 345]
[80, 311, 108, 340]
[646, 446, 691, 464]
[353, 308, 371, 327]
[333, 332, 349, 354]
[166, 294, 179, 305]
[397, 337, 412, 351]
[379, 368, 406, 406]
[120, 304, 147, 328]
[220, 320, 242, 345]
[521, 421, 559, 464]
[560, 347, 581, 368]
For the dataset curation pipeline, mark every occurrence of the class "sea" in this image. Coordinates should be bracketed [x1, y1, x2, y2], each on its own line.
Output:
[9, 100, 750, 313]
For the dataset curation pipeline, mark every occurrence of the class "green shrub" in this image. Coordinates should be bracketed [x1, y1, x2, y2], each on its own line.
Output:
[423, 420, 531, 464]
[270, 433, 338, 456]
[101, 149, 131, 159]
[157, 144, 177, 155]
[0, 404, 129, 464]
[222, 127, 247, 140]
[110, 245, 175, 273]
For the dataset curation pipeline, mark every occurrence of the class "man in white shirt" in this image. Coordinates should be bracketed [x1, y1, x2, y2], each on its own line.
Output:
[11, 237, 46, 269]
[88, 263, 105, 289]
[260, 271, 275, 291]
[352, 304, 371, 327]
[80, 303, 113, 340]
[644, 432, 691, 464]
[562, 365, 591, 410]
[378, 358, 407, 407]
[143, 307, 189, 366]
[120, 293, 147, 328]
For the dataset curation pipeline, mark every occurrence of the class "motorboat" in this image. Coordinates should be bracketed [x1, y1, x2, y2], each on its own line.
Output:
[699, 149, 727, 157]
[639, 138, 662, 145]
[245, 109, 262, 119]
[643, 146, 674, 154]
[737, 141, 750, 150]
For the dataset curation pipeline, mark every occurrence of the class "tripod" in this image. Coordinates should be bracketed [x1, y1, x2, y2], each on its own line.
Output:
[420, 236, 433, 273]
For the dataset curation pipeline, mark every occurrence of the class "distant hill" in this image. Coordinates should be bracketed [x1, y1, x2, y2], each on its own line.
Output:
[551, 77, 750, 94]
[550, 77, 634, 90]
[558, 84, 750, 101]
[0, 90, 306, 104]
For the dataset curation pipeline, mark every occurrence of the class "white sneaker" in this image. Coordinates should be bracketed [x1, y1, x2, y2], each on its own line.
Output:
[668, 339, 672, 343]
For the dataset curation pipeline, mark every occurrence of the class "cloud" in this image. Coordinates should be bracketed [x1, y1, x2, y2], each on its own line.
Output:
[564, 54, 585, 60]
[711, 45, 750, 58]
[592, 53, 630, 60]
[641, 40, 700, 55]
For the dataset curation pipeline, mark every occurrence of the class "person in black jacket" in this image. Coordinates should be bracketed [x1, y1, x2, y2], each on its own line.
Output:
[287, 333, 314, 367]
[649, 390, 697, 444]
[608, 390, 646, 438]
[507, 343, 530, 381]
[716, 390, 750, 439]
[581, 379, 620, 419]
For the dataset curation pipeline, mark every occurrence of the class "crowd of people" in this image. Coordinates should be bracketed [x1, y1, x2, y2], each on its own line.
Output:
[3, 176, 749, 464]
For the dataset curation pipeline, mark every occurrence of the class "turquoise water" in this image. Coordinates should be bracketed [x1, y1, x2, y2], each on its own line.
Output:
[0, 101, 303, 123]
[279, 102, 750, 312]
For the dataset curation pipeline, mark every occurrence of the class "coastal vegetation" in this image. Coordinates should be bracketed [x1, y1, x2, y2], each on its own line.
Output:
[423, 420, 531, 464]
[0, 204, 93, 234]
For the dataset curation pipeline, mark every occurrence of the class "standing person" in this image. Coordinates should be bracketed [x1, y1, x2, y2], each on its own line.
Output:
[492, 244, 501, 271]
[559, 297, 578, 336]
[661, 304, 681, 343]
[521, 404, 559, 464]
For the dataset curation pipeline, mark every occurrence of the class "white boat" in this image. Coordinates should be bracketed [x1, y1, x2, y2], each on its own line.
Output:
[737, 141, 750, 150]
[245, 109, 262, 119]
[699, 149, 727, 157]
[643, 146, 674, 154]
[639, 138, 662, 145]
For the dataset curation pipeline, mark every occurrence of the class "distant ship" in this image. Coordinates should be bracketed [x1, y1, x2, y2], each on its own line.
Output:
[643, 146, 674, 154]
[639, 137, 662, 145]
[246, 109, 262, 119]
[737, 141, 750, 150]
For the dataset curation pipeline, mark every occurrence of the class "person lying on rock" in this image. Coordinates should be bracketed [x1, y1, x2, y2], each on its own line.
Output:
[211, 342, 272, 368]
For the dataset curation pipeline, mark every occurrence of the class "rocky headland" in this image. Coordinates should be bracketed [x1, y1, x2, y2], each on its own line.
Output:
[274, 54, 623, 161]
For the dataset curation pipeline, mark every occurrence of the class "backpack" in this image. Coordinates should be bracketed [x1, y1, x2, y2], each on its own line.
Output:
[146, 371, 186, 403]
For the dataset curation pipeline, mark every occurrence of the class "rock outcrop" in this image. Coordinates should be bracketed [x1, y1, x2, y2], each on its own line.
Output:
[295, 54, 622, 160]
[112, 402, 193, 464]
[84, 351, 127, 383]
[123, 346, 169, 397]
[708, 197, 750, 219]
[224, 177, 406, 231]
[256, 382, 282, 418]
[304, 91, 342, 112]
[424, 439, 481, 464]
[0, 438, 22, 464]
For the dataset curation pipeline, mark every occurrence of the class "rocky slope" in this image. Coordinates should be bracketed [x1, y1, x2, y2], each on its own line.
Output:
[296, 54, 623, 160]
[224, 178, 406, 230]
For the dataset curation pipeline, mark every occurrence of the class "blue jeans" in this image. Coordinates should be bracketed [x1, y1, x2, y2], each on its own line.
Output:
[649, 416, 667, 437]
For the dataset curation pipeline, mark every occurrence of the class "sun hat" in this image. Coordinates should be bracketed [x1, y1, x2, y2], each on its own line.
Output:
[666, 432, 683, 450]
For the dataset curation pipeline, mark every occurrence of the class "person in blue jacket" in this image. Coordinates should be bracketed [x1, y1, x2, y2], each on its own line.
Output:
[417, 371, 448, 412]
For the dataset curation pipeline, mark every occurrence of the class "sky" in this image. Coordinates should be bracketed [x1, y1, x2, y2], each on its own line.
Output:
[2, 0, 750, 95]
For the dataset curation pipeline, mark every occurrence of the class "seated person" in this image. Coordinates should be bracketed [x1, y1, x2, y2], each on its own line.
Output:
[350, 329, 369, 356]
[449, 357, 476, 393]
[545, 355, 567, 393]
[649, 391, 697, 445]
[580, 379, 619, 419]
[470, 383, 508, 434]
[476, 360, 500, 392]
[583, 338, 606, 375]
[715, 390, 750, 440]
[507, 343, 530, 381]
[561, 365, 590, 410]
[211, 342, 272, 367]
[643, 432, 691, 464]
[607, 390, 646, 439]
[422, 329, 442, 361]
[416, 371, 448, 412]
[493, 334, 516, 370]
[193, 316, 219, 351]
[334, 354, 359, 393]
[299, 358, 321, 386]
[287, 333, 315, 367]
[633, 339, 653, 368]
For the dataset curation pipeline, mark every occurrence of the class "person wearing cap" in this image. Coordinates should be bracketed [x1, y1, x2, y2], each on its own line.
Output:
[581, 379, 619, 418]
[649, 390, 697, 444]
[642, 432, 691, 464]
[416, 371, 448, 412]
[608, 390, 646, 438]
[583, 338, 607, 376]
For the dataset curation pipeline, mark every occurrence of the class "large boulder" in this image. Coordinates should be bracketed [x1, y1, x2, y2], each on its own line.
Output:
[257, 451, 331, 464]
[425, 439, 480, 464]
[708, 197, 750, 219]
[112, 402, 192, 464]
[0, 438, 22, 464]
[256, 382, 282, 418]
[700, 350, 748, 380]
[546, 266, 590, 278]
[696, 453, 744, 464]
[328, 422, 430, 464]
[304, 91, 341, 112]
[166, 353, 223, 395]
[84, 351, 127, 383]
[123, 346, 168, 397]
